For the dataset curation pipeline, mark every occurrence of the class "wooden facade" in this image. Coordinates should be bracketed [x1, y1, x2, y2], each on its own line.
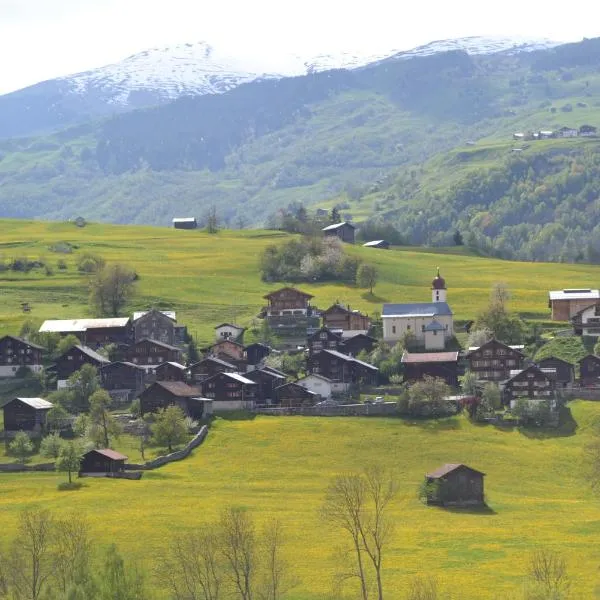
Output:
[0, 336, 44, 376]
[322, 304, 370, 331]
[322, 222, 356, 244]
[200, 372, 257, 405]
[80, 449, 127, 474]
[101, 362, 146, 393]
[244, 368, 287, 403]
[425, 464, 485, 507]
[125, 339, 182, 365]
[263, 287, 314, 317]
[53, 345, 109, 381]
[154, 361, 187, 382]
[307, 349, 378, 385]
[537, 357, 574, 387]
[401, 351, 459, 387]
[138, 381, 206, 418]
[133, 310, 176, 345]
[244, 343, 271, 366]
[466, 339, 524, 382]
[579, 355, 600, 386]
[274, 382, 317, 407]
[571, 302, 600, 337]
[548, 289, 599, 321]
[502, 365, 556, 403]
[2, 397, 53, 432]
[189, 357, 237, 383]
[307, 327, 343, 356]
[340, 334, 377, 357]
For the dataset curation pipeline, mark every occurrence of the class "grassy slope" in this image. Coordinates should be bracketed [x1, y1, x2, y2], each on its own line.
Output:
[1, 219, 600, 345]
[1, 403, 600, 599]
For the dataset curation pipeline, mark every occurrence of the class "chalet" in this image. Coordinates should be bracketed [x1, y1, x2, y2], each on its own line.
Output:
[340, 333, 377, 357]
[424, 464, 485, 507]
[2, 397, 53, 432]
[307, 349, 378, 385]
[579, 124, 597, 137]
[125, 339, 182, 365]
[362, 240, 390, 250]
[537, 357, 574, 387]
[132, 309, 176, 345]
[466, 339, 524, 382]
[53, 345, 109, 385]
[100, 361, 146, 395]
[0, 336, 44, 377]
[322, 221, 356, 244]
[539, 130, 554, 139]
[203, 339, 245, 362]
[401, 351, 459, 387]
[548, 288, 599, 321]
[295, 373, 349, 399]
[155, 361, 187, 382]
[274, 382, 317, 407]
[571, 302, 600, 336]
[557, 126, 578, 138]
[138, 381, 209, 419]
[172, 217, 197, 229]
[189, 357, 237, 383]
[39, 318, 132, 346]
[579, 355, 600, 386]
[80, 449, 128, 474]
[307, 327, 343, 356]
[244, 368, 287, 404]
[200, 372, 257, 410]
[214, 323, 245, 343]
[502, 365, 556, 403]
[322, 303, 370, 331]
[244, 343, 272, 366]
[263, 287, 314, 318]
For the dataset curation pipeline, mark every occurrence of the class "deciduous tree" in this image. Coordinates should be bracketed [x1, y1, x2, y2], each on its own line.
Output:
[9, 431, 33, 464]
[151, 405, 188, 452]
[90, 263, 137, 317]
[56, 440, 84, 484]
[356, 264, 378, 295]
[40, 432, 65, 459]
[88, 389, 122, 448]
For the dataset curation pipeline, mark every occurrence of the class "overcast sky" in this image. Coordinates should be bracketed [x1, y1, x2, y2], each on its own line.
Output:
[0, 0, 598, 94]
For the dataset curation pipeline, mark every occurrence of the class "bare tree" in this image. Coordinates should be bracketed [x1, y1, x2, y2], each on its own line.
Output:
[259, 520, 294, 600]
[206, 206, 219, 234]
[406, 575, 440, 600]
[53, 514, 94, 593]
[527, 548, 570, 599]
[220, 507, 256, 600]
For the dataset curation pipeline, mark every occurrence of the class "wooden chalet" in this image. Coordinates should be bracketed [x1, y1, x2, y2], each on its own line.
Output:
[401, 351, 459, 386]
[322, 222, 355, 244]
[200, 372, 257, 410]
[362, 240, 390, 250]
[322, 303, 370, 331]
[579, 355, 600, 386]
[2, 397, 53, 432]
[307, 327, 343, 356]
[340, 333, 377, 357]
[132, 309, 176, 345]
[307, 349, 378, 385]
[101, 361, 146, 394]
[39, 318, 132, 346]
[274, 382, 317, 407]
[203, 339, 246, 362]
[466, 339, 524, 382]
[80, 449, 127, 474]
[154, 361, 187, 382]
[53, 345, 109, 382]
[571, 302, 600, 337]
[0, 335, 44, 377]
[263, 287, 314, 318]
[425, 464, 485, 507]
[125, 339, 182, 365]
[244, 343, 272, 366]
[138, 381, 208, 419]
[244, 368, 287, 404]
[537, 356, 574, 387]
[502, 365, 556, 403]
[189, 357, 237, 383]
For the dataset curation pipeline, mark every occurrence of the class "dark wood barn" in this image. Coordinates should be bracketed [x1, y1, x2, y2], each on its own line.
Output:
[425, 464, 485, 507]
[245, 368, 287, 404]
[466, 339, 524, 382]
[307, 327, 343, 356]
[38, 318, 132, 346]
[340, 333, 377, 357]
[502, 365, 556, 403]
[2, 397, 53, 432]
[80, 449, 128, 474]
[401, 351, 459, 387]
[0, 336, 44, 376]
[189, 357, 237, 383]
[579, 354, 600, 386]
[101, 361, 146, 393]
[321, 303, 370, 331]
[138, 381, 206, 419]
[125, 339, 182, 365]
[274, 382, 317, 407]
[200, 372, 257, 405]
[307, 349, 378, 385]
[322, 222, 356, 244]
[155, 361, 187, 382]
[53, 345, 109, 381]
[133, 309, 176, 345]
[536, 357, 574, 387]
[244, 343, 272, 366]
[172, 217, 197, 229]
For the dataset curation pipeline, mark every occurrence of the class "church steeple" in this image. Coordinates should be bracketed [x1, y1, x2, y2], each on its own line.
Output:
[432, 268, 447, 303]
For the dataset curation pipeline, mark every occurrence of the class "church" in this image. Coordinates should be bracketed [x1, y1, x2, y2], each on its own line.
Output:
[382, 269, 454, 350]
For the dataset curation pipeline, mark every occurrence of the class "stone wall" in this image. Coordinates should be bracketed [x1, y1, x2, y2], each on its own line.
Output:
[255, 403, 398, 417]
[0, 462, 55, 473]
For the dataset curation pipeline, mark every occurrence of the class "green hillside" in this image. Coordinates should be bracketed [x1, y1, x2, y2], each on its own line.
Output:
[2, 404, 600, 599]
[0, 219, 598, 345]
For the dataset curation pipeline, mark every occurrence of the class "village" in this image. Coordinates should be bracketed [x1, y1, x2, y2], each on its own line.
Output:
[1, 261, 600, 507]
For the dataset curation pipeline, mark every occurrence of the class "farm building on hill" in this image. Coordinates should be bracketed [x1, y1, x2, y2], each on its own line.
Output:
[52, 345, 110, 387]
[2, 397, 53, 432]
[322, 222, 356, 244]
[466, 339, 524, 382]
[132, 309, 176, 345]
[424, 464, 485, 507]
[138, 381, 210, 419]
[401, 351, 459, 387]
[362, 240, 390, 249]
[80, 449, 128, 475]
[548, 288, 599, 321]
[172, 217, 197, 229]
[39, 318, 132, 346]
[322, 303, 370, 332]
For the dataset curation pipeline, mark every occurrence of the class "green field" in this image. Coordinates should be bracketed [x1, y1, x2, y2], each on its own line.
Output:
[1, 403, 600, 598]
[0, 219, 598, 346]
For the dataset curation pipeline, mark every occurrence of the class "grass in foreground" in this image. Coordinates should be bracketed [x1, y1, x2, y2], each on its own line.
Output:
[0, 402, 600, 599]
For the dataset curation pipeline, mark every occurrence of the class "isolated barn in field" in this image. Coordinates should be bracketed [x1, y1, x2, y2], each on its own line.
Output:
[322, 222, 356, 244]
[80, 449, 128, 474]
[424, 464, 485, 507]
[172, 217, 197, 229]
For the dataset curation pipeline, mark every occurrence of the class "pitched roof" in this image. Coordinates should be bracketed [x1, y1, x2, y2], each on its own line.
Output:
[191, 356, 237, 369]
[221, 372, 257, 385]
[149, 381, 201, 397]
[318, 349, 378, 371]
[537, 356, 574, 367]
[261, 365, 288, 377]
[101, 361, 144, 371]
[274, 382, 317, 395]
[214, 323, 245, 331]
[90, 448, 128, 461]
[571, 302, 600, 319]
[133, 310, 176, 321]
[426, 464, 485, 479]
[322, 221, 356, 231]
[245, 368, 286, 381]
[362, 240, 388, 247]
[382, 302, 452, 317]
[505, 365, 553, 383]
[135, 338, 181, 351]
[263, 287, 314, 300]
[466, 339, 525, 357]
[580, 354, 600, 364]
[548, 289, 599, 301]
[74, 345, 110, 364]
[296, 373, 336, 384]
[155, 361, 187, 371]
[424, 320, 445, 332]
[0, 335, 45, 350]
[39, 318, 130, 333]
[172, 217, 197, 223]
[12, 397, 53, 410]
[401, 351, 459, 364]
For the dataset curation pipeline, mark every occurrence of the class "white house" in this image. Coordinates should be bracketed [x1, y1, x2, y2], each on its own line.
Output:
[295, 374, 349, 399]
[382, 270, 454, 349]
[214, 323, 245, 342]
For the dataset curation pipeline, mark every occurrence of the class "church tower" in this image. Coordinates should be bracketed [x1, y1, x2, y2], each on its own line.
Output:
[431, 268, 447, 303]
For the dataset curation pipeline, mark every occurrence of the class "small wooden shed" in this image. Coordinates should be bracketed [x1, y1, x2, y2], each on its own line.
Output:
[424, 464, 485, 507]
[2, 397, 53, 432]
[80, 449, 128, 474]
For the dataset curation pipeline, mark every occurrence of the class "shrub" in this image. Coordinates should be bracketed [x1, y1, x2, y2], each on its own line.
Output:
[77, 252, 105, 273]
[14, 365, 32, 379]
[9, 431, 34, 464]
[56, 259, 68, 270]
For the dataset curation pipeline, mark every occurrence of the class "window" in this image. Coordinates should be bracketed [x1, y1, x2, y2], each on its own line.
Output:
[407, 325, 411, 331]
[392, 326, 396, 334]
[433, 331, 437, 336]
[421, 325, 425, 332]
